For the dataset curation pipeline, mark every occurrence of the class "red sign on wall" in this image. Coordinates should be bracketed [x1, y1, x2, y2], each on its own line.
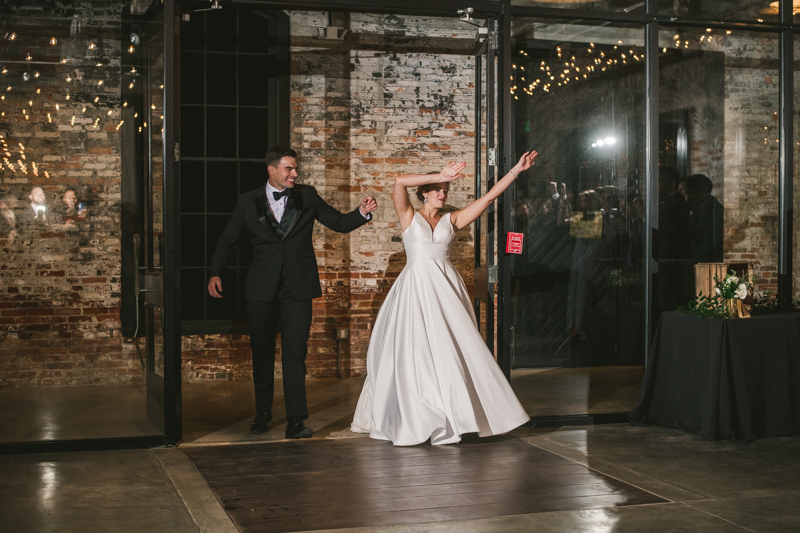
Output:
[506, 232, 524, 254]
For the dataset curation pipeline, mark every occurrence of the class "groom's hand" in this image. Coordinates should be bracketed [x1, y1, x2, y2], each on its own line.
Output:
[207, 276, 223, 298]
[359, 196, 378, 217]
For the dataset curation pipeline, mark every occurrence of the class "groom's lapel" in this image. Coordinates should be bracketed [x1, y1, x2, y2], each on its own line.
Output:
[282, 187, 304, 239]
[253, 187, 279, 238]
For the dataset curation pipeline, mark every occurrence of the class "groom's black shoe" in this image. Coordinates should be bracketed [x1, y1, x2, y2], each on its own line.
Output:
[250, 411, 272, 434]
[285, 418, 313, 439]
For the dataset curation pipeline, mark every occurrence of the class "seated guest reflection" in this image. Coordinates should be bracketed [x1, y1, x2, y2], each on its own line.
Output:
[0, 198, 17, 238]
[685, 174, 723, 263]
[567, 189, 603, 341]
[657, 166, 692, 261]
[56, 187, 87, 228]
[61, 187, 87, 217]
[19, 186, 50, 226]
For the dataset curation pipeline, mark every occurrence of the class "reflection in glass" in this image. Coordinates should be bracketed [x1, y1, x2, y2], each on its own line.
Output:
[508, 19, 646, 417]
[0, 3, 167, 442]
[512, 0, 643, 14]
[657, 27, 778, 314]
[659, 0, 779, 22]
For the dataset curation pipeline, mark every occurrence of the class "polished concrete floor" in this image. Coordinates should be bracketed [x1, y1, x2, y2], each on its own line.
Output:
[3, 422, 799, 532]
[1, 367, 642, 443]
[2, 377, 799, 532]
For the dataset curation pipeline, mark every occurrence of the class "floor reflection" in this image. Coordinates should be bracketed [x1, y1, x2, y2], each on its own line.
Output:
[0, 384, 162, 442]
[511, 366, 643, 418]
[1, 369, 643, 445]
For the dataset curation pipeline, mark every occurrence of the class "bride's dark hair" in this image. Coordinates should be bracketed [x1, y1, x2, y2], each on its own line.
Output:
[416, 171, 444, 202]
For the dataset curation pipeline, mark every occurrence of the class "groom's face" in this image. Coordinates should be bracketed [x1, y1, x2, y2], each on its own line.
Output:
[268, 156, 298, 191]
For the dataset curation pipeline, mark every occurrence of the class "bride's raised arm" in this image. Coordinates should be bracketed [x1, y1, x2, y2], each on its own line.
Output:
[450, 151, 538, 230]
[392, 161, 467, 231]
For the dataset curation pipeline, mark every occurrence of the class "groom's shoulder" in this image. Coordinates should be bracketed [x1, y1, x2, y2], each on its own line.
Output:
[294, 184, 318, 197]
[240, 185, 264, 199]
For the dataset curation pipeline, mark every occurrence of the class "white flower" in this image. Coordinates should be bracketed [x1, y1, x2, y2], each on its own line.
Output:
[734, 284, 748, 300]
[715, 287, 721, 296]
[729, 276, 739, 285]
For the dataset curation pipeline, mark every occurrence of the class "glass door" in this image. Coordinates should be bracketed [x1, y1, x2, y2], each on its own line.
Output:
[143, 18, 167, 431]
[505, 17, 647, 419]
[122, 0, 181, 444]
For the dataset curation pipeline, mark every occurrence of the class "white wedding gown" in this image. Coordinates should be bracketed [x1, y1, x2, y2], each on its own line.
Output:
[351, 212, 530, 445]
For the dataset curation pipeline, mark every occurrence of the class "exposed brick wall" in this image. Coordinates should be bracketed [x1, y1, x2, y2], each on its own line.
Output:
[0, 2, 137, 387]
[3, 7, 794, 389]
[660, 33, 781, 292]
[180, 12, 479, 381]
[719, 36, 780, 292]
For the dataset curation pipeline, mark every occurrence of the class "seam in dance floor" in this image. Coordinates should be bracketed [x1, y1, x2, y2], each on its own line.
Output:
[182, 434, 668, 532]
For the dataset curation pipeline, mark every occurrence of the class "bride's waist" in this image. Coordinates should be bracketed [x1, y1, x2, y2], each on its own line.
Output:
[405, 254, 452, 261]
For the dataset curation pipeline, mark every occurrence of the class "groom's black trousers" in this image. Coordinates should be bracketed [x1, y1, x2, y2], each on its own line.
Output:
[247, 276, 312, 419]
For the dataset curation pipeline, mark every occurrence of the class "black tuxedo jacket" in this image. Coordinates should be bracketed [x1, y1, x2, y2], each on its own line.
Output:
[210, 183, 369, 301]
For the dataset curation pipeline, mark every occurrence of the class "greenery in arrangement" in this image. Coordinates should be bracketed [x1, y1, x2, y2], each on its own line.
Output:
[677, 270, 751, 319]
[677, 293, 727, 318]
[752, 291, 800, 313]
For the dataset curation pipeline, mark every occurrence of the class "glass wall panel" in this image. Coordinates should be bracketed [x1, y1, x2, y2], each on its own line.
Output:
[512, 0, 644, 14]
[657, 27, 779, 317]
[0, 2, 167, 443]
[658, 0, 779, 23]
[508, 18, 646, 417]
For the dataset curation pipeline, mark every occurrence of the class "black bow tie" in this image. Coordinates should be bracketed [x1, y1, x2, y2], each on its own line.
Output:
[273, 189, 290, 201]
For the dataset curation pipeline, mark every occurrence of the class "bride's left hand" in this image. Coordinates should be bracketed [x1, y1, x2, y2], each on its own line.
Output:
[512, 150, 538, 175]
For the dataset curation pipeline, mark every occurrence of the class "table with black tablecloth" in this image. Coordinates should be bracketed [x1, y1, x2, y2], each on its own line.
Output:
[629, 311, 800, 442]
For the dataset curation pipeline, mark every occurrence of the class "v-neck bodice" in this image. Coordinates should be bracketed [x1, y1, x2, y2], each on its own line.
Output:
[402, 212, 454, 260]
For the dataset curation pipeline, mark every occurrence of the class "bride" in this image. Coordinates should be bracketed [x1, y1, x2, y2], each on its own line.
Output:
[351, 151, 538, 445]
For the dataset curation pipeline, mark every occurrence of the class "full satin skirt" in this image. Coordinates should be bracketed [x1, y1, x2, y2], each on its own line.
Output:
[351, 257, 530, 446]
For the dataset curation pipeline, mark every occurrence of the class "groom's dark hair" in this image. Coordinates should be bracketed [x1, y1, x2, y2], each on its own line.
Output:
[266, 146, 297, 169]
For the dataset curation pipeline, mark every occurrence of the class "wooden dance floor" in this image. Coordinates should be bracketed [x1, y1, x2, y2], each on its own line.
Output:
[182, 434, 666, 532]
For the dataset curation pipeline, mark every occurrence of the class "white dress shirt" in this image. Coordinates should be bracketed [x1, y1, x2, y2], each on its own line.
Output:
[265, 182, 288, 222]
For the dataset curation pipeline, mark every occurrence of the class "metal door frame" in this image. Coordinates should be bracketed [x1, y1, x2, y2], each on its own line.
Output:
[473, 18, 498, 354]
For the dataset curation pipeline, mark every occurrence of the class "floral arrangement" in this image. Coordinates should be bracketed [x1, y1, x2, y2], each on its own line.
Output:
[713, 271, 751, 301]
[677, 270, 751, 318]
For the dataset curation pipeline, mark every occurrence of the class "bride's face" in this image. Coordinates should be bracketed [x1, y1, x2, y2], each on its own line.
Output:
[424, 184, 449, 208]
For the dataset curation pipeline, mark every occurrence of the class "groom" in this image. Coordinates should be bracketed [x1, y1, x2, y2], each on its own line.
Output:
[207, 146, 377, 439]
